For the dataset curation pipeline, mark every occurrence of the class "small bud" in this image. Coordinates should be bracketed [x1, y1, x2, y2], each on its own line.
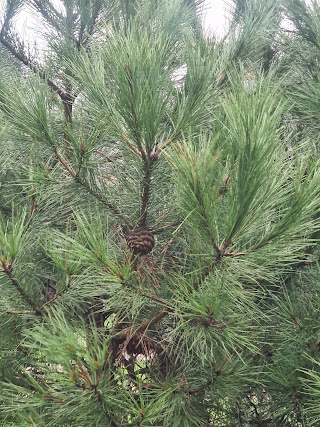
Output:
[94, 250, 101, 258]
[6, 260, 13, 272]
[79, 141, 85, 154]
[149, 152, 158, 161]
[225, 175, 231, 186]
[69, 373, 77, 381]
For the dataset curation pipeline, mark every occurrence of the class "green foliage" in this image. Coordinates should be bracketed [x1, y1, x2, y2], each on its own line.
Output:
[1, 0, 320, 426]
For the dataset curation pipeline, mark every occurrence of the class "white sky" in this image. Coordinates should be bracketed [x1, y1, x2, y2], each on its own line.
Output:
[12, 0, 230, 46]
[202, 0, 230, 36]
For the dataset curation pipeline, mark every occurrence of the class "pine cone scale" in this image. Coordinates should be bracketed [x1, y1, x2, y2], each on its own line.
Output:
[126, 228, 155, 255]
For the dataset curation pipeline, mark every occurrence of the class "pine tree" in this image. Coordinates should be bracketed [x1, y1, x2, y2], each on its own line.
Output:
[1, 0, 320, 426]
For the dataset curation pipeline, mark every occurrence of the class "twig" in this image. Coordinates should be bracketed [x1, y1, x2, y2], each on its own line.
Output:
[31, 1, 65, 34]
[39, 294, 58, 310]
[52, 145, 131, 225]
[1, 263, 41, 315]
[140, 293, 174, 307]
[156, 138, 173, 154]
[154, 128, 182, 156]
[135, 311, 169, 334]
[223, 251, 246, 257]
[216, 356, 229, 373]
[30, 195, 37, 217]
[220, 239, 232, 254]
[199, 317, 229, 329]
[1, 36, 131, 226]
[53, 147, 76, 177]
[39, 273, 72, 310]
[291, 315, 303, 330]
[155, 126, 184, 155]
[61, 88, 75, 155]
[77, 179, 132, 227]
[116, 310, 169, 340]
[0, 37, 66, 99]
[125, 69, 146, 161]
[5, 310, 38, 315]
[151, 219, 183, 235]
[138, 157, 154, 227]
[121, 72, 158, 228]
[212, 240, 221, 257]
[188, 380, 214, 395]
[192, 261, 216, 291]
[121, 133, 143, 158]
[0, 35, 75, 156]
[75, 142, 85, 177]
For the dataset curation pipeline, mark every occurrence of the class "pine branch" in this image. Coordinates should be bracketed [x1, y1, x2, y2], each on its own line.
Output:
[62, 92, 74, 123]
[115, 310, 169, 340]
[0, 31, 76, 156]
[76, 2, 105, 49]
[0, 37, 66, 100]
[125, 66, 146, 160]
[192, 240, 239, 290]
[76, 178, 132, 227]
[85, 2, 104, 43]
[151, 219, 183, 235]
[53, 147, 76, 177]
[0, 262, 41, 315]
[121, 133, 143, 158]
[75, 142, 86, 177]
[139, 292, 174, 307]
[38, 294, 58, 311]
[39, 274, 72, 310]
[5, 310, 38, 315]
[31, 1, 65, 34]
[117, 239, 240, 340]
[135, 310, 169, 334]
[192, 261, 216, 291]
[50, 146, 131, 225]
[0, 1, 24, 41]
[138, 157, 154, 227]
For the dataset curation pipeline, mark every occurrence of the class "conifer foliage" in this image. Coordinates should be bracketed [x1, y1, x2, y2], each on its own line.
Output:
[1, 0, 320, 426]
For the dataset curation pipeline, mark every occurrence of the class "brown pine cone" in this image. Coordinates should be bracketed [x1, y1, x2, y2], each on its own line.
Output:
[126, 228, 155, 255]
